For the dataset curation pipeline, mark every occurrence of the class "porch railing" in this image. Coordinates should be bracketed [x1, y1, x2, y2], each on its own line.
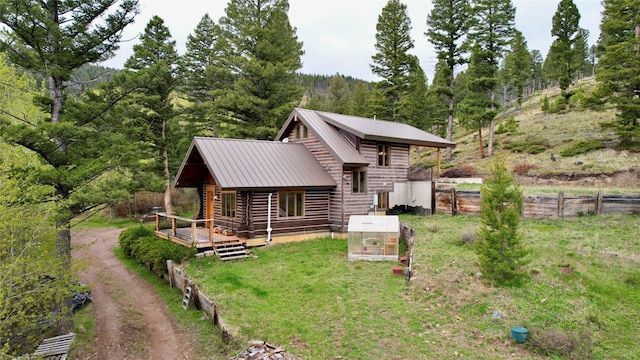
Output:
[155, 212, 214, 246]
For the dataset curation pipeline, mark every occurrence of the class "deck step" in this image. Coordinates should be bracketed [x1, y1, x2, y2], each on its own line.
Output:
[220, 254, 249, 261]
[218, 250, 249, 257]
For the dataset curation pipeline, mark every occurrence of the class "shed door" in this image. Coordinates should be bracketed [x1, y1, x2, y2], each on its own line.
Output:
[205, 185, 216, 227]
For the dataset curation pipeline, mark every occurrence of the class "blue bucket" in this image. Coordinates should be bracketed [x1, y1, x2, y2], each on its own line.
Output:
[511, 326, 529, 343]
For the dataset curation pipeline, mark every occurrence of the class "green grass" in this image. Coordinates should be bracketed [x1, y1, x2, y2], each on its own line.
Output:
[69, 304, 96, 359]
[183, 214, 640, 359]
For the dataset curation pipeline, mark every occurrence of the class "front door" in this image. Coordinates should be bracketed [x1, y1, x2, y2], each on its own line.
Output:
[205, 185, 216, 228]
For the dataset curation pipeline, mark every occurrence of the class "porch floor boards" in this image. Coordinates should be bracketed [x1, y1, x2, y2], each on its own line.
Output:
[156, 228, 245, 249]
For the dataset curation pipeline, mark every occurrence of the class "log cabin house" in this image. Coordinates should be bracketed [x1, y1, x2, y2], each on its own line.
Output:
[155, 108, 455, 259]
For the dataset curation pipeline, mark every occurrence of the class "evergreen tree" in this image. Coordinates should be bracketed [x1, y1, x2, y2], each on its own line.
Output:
[530, 49, 545, 91]
[181, 13, 231, 137]
[0, 0, 139, 283]
[214, 0, 303, 139]
[397, 57, 430, 129]
[468, 0, 515, 157]
[125, 16, 180, 215]
[502, 30, 532, 109]
[550, 0, 581, 94]
[588, 44, 598, 77]
[371, 0, 416, 122]
[595, 0, 640, 147]
[328, 73, 351, 114]
[426, 0, 471, 161]
[573, 28, 591, 79]
[457, 46, 496, 158]
[348, 82, 374, 117]
[475, 155, 529, 287]
[425, 59, 452, 137]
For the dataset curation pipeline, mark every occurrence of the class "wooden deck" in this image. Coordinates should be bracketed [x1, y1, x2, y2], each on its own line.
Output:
[156, 228, 244, 249]
[154, 212, 246, 249]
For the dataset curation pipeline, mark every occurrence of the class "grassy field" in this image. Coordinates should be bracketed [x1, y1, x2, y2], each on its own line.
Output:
[184, 213, 640, 359]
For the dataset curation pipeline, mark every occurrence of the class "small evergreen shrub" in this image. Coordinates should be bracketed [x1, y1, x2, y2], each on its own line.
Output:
[548, 96, 567, 113]
[496, 117, 519, 134]
[503, 137, 549, 154]
[118, 226, 195, 276]
[541, 95, 550, 112]
[512, 163, 537, 176]
[441, 166, 476, 178]
[118, 225, 155, 257]
[559, 139, 606, 157]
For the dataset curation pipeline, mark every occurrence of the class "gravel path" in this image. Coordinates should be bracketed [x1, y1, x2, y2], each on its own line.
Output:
[71, 227, 196, 360]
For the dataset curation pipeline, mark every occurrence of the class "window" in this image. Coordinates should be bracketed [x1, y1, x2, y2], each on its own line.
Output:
[378, 144, 390, 166]
[352, 170, 366, 193]
[377, 192, 389, 210]
[296, 124, 308, 139]
[278, 191, 304, 218]
[221, 191, 236, 218]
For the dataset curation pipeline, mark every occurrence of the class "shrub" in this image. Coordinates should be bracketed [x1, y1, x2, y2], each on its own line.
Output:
[512, 163, 537, 176]
[441, 166, 475, 178]
[560, 139, 606, 157]
[118, 226, 195, 276]
[458, 227, 478, 245]
[502, 137, 549, 154]
[528, 327, 593, 360]
[548, 95, 567, 113]
[118, 225, 155, 257]
[541, 95, 550, 112]
[496, 117, 519, 134]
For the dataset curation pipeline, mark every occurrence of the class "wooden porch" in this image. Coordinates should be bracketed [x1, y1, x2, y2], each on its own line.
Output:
[154, 213, 249, 260]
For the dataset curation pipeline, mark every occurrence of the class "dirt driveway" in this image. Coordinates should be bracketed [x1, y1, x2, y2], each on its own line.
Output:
[71, 227, 196, 359]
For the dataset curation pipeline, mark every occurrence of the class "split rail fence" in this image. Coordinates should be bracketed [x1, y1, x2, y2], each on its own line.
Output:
[435, 189, 640, 218]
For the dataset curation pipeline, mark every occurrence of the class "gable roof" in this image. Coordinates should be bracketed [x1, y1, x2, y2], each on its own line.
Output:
[174, 137, 336, 190]
[276, 108, 455, 166]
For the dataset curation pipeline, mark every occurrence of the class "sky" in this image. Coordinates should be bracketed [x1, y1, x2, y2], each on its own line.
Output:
[101, 0, 604, 82]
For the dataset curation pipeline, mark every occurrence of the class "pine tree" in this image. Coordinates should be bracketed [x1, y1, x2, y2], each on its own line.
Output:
[328, 73, 351, 114]
[475, 155, 529, 287]
[0, 0, 139, 277]
[125, 16, 180, 215]
[502, 30, 533, 109]
[398, 57, 430, 129]
[468, 0, 515, 157]
[530, 49, 546, 91]
[371, 0, 416, 122]
[214, 0, 303, 139]
[550, 0, 581, 94]
[595, 0, 640, 147]
[348, 82, 374, 117]
[426, 0, 471, 160]
[425, 59, 452, 137]
[181, 13, 231, 137]
[573, 28, 591, 79]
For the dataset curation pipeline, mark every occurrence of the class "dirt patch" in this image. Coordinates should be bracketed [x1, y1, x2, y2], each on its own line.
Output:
[71, 227, 196, 360]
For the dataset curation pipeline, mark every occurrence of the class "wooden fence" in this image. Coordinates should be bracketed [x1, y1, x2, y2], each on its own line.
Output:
[165, 260, 233, 340]
[435, 189, 640, 218]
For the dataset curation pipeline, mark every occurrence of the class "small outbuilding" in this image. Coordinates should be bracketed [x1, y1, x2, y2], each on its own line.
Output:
[347, 215, 400, 261]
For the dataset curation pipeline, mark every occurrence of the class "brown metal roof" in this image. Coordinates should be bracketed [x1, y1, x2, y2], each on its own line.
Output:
[174, 137, 336, 190]
[279, 108, 369, 166]
[314, 110, 456, 148]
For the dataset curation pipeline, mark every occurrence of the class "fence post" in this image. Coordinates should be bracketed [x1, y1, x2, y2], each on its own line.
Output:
[595, 192, 603, 215]
[558, 192, 564, 218]
[451, 188, 458, 216]
[167, 260, 173, 288]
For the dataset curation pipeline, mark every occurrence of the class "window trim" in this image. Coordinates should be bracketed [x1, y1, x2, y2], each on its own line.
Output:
[221, 191, 237, 219]
[377, 191, 389, 210]
[378, 144, 390, 167]
[277, 191, 305, 218]
[352, 170, 367, 194]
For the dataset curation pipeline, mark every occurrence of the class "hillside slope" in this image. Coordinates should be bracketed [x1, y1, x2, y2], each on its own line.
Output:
[414, 77, 640, 189]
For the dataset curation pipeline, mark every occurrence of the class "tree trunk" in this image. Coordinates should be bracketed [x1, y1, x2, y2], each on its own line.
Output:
[162, 119, 174, 214]
[488, 89, 495, 157]
[446, 71, 455, 161]
[478, 123, 485, 159]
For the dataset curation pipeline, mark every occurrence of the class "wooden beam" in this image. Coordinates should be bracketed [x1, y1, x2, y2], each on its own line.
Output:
[437, 148, 441, 177]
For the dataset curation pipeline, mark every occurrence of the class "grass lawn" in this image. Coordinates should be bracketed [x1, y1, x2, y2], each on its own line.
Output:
[185, 213, 640, 359]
